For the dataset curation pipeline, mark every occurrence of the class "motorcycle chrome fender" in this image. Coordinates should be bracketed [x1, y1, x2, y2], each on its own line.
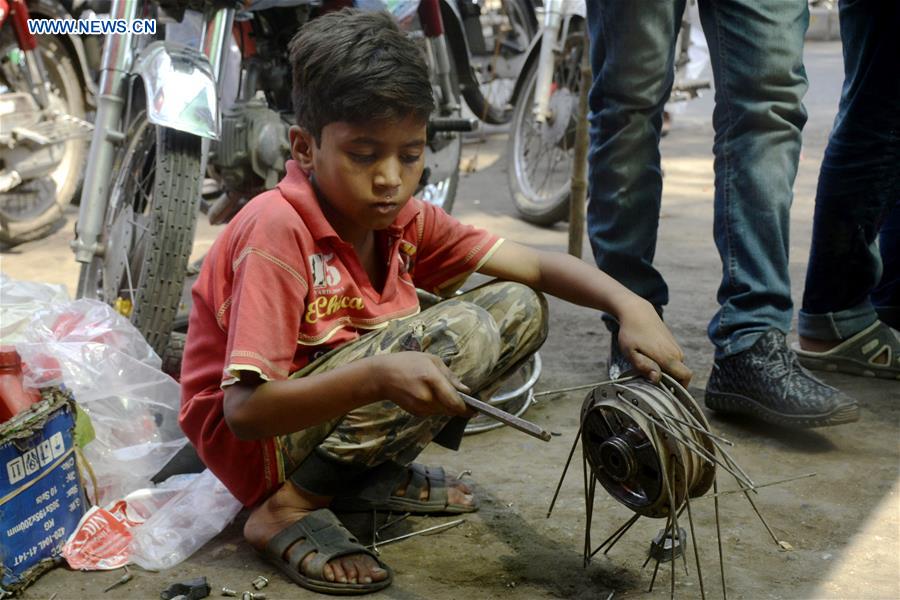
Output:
[133, 41, 219, 140]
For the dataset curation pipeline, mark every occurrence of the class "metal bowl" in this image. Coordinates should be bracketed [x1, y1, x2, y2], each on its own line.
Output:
[464, 352, 542, 434]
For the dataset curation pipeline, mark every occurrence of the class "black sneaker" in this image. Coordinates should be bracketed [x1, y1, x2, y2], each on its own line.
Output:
[705, 329, 859, 428]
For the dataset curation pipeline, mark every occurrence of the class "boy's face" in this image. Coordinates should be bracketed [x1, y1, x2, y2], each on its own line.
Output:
[290, 116, 427, 241]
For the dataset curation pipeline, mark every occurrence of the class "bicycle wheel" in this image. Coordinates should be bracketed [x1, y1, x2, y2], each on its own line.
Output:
[506, 23, 585, 226]
[79, 114, 202, 358]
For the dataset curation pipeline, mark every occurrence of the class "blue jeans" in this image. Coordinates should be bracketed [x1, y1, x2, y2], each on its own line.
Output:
[586, 0, 809, 358]
[798, 0, 900, 341]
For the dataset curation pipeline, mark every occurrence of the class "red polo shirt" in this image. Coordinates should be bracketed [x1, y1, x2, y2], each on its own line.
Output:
[179, 160, 503, 506]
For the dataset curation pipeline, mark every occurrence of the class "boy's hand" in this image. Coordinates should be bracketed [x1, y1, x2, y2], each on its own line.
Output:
[616, 299, 692, 387]
[373, 352, 473, 417]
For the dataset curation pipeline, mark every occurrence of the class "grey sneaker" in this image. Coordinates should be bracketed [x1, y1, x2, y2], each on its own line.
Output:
[705, 329, 860, 428]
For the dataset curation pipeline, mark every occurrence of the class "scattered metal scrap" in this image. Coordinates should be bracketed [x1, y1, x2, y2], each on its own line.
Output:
[251, 576, 268, 590]
[160, 576, 211, 600]
[102, 566, 131, 593]
[368, 518, 466, 554]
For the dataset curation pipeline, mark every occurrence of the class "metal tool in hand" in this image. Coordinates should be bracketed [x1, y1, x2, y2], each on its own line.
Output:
[459, 391, 551, 442]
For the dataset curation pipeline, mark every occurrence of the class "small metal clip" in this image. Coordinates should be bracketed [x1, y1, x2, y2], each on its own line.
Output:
[251, 576, 269, 590]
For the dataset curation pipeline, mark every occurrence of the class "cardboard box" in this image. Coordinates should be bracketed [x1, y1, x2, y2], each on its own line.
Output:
[0, 389, 86, 595]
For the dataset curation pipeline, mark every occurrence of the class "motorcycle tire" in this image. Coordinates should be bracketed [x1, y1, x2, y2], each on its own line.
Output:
[0, 32, 87, 247]
[506, 24, 585, 227]
[79, 117, 202, 359]
[162, 331, 186, 380]
[462, 0, 537, 126]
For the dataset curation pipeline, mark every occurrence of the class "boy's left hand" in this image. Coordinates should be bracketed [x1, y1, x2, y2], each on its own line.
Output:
[616, 299, 692, 387]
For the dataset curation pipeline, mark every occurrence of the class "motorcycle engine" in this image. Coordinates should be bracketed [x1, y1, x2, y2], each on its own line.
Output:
[209, 98, 291, 222]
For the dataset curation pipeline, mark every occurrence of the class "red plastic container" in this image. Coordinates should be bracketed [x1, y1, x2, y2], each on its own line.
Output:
[0, 346, 41, 423]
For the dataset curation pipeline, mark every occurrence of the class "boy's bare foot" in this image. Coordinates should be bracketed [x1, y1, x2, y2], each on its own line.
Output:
[244, 482, 388, 585]
[392, 470, 475, 508]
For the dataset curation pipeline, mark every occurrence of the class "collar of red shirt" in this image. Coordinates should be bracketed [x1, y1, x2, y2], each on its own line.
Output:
[276, 160, 421, 243]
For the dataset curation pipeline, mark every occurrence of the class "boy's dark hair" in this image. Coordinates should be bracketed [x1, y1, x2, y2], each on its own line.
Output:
[289, 9, 435, 142]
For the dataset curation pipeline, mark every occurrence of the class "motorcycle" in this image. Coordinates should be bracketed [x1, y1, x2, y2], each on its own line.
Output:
[72, 0, 525, 360]
[0, 0, 96, 246]
[506, 0, 710, 226]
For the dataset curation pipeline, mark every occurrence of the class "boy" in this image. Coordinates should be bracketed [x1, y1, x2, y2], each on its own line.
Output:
[180, 9, 691, 595]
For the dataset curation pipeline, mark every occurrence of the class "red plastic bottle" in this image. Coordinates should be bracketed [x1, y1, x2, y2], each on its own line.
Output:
[0, 346, 41, 423]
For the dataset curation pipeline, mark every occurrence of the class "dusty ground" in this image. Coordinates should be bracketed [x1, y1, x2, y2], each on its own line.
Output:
[2, 41, 898, 599]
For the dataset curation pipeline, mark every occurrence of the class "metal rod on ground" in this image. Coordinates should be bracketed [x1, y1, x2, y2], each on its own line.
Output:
[684, 490, 706, 600]
[739, 484, 782, 547]
[670, 460, 690, 578]
[547, 422, 583, 518]
[698, 473, 817, 501]
[713, 477, 727, 600]
[596, 512, 641, 558]
[666, 461, 678, 599]
[583, 460, 595, 566]
[648, 513, 670, 593]
[568, 37, 591, 257]
[366, 519, 465, 549]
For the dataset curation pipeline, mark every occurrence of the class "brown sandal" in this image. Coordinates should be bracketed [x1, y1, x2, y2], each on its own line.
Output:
[261, 508, 393, 595]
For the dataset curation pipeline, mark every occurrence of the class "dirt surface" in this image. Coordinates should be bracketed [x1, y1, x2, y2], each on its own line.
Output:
[3, 41, 898, 599]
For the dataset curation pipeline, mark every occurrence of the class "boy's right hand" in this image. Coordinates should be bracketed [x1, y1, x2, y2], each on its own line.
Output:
[372, 352, 472, 417]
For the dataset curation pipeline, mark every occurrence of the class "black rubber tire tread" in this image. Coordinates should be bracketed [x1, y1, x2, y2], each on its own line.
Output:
[129, 127, 202, 358]
[461, 0, 536, 126]
[506, 56, 571, 226]
[161, 331, 186, 380]
[0, 32, 87, 246]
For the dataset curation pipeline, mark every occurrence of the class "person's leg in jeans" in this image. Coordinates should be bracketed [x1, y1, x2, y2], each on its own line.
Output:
[699, 0, 858, 426]
[796, 0, 900, 377]
[873, 199, 900, 329]
[585, 0, 683, 376]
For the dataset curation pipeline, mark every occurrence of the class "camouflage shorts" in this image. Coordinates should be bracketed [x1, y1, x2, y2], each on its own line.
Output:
[276, 280, 548, 490]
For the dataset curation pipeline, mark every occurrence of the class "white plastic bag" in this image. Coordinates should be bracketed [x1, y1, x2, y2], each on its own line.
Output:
[63, 472, 241, 571]
[129, 470, 243, 570]
[0, 277, 182, 504]
[0, 273, 70, 342]
[11, 301, 183, 504]
[2, 276, 241, 570]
